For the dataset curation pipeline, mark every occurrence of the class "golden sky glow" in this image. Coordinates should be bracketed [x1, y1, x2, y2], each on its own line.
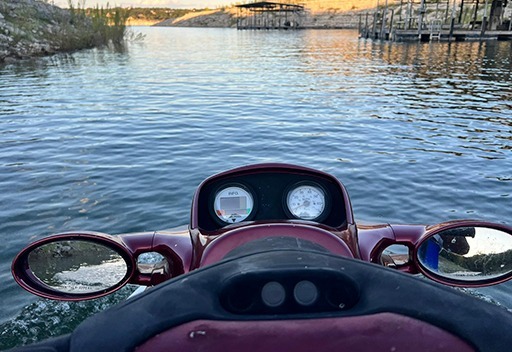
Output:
[53, 0, 236, 9]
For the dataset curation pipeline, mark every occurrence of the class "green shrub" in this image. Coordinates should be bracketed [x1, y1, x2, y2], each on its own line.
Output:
[55, 1, 128, 51]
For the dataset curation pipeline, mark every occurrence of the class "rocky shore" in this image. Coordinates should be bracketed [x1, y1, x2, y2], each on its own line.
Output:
[1, 0, 73, 62]
[0, 0, 126, 64]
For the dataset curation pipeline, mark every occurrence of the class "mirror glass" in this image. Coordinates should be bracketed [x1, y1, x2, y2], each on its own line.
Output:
[417, 227, 512, 282]
[137, 252, 167, 275]
[28, 240, 128, 294]
[380, 244, 410, 267]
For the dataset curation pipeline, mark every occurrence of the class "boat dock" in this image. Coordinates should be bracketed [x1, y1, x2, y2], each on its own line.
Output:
[235, 1, 305, 30]
[361, 26, 512, 41]
[359, 0, 512, 41]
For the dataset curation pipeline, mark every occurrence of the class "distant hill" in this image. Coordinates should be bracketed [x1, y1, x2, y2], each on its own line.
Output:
[301, 0, 392, 12]
[125, 1, 387, 27]
[125, 7, 195, 26]
[146, 0, 511, 30]
[147, 1, 386, 29]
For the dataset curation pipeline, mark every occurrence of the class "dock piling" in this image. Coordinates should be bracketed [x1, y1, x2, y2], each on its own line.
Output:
[359, 0, 512, 42]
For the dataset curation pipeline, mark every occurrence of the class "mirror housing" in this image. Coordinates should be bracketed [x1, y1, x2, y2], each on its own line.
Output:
[415, 222, 512, 287]
[12, 232, 136, 300]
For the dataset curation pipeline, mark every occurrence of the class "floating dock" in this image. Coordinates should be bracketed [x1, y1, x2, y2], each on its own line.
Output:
[359, 0, 512, 41]
[361, 27, 512, 41]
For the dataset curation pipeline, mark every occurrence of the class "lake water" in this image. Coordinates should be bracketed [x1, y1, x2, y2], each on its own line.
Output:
[0, 27, 511, 349]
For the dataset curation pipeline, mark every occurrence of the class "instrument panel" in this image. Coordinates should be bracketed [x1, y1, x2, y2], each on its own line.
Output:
[212, 181, 329, 225]
[193, 164, 350, 233]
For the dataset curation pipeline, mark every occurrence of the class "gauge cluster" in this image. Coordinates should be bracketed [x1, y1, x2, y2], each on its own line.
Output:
[213, 185, 255, 224]
[285, 183, 327, 221]
[212, 182, 329, 225]
[193, 164, 350, 232]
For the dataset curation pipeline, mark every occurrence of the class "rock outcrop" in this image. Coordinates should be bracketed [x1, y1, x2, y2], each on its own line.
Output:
[0, 0, 96, 63]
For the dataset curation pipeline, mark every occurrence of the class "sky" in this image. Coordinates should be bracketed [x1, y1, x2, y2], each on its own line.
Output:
[53, 0, 236, 9]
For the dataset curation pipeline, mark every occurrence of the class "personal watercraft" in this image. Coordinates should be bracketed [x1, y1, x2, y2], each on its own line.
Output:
[10, 163, 512, 351]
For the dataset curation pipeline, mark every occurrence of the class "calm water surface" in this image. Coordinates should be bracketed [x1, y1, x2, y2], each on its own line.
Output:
[0, 27, 511, 349]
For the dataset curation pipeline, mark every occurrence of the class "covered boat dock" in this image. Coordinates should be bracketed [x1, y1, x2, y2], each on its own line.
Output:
[236, 1, 305, 30]
[359, 0, 512, 41]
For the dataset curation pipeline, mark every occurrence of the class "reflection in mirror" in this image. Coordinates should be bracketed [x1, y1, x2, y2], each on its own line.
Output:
[380, 244, 410, 267]
[28, 240, 128, 294]
[137, 252, 168, 275]
[418, 227, 512, 281]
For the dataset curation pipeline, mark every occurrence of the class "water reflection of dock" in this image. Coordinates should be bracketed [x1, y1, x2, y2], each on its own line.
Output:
[359, 0, 512, 42]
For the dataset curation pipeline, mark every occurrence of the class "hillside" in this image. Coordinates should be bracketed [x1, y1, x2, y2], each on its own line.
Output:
[154, 8, 238, 28]
[150, 0, 510, 30]
[1, 0, 74, 61]
[153, 1, 384, 29]
[126, 7, 193, 26]
[302, 0, 390, 12]
[0, 0, 126, 63]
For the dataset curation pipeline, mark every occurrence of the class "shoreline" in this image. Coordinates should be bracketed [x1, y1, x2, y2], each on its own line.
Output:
[5, 1, 511, 62]
[1, 0, 125, 64]
[1, 4, 363, 64]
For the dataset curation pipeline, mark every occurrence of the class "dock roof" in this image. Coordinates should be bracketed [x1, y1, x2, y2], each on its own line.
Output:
[235, 1, 304, 11]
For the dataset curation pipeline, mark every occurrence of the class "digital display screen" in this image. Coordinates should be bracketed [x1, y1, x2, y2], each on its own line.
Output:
[214, 186, 254, 223]
[220, 196, 247, 211]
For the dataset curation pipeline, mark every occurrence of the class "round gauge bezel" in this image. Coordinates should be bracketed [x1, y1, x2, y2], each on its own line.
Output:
[283, 181, 330, 222]
[210, 183, 257, 225]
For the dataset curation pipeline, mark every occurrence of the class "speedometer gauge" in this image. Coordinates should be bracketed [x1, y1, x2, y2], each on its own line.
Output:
[286, 183, 326, 221]
[213, 185, 254, 224]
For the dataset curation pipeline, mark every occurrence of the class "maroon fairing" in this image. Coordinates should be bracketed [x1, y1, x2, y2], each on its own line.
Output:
[190, 163, 355, 237]
[136, 314, 474, 352]
[12, 162, 512, 302]
[200, 223, 354, 267]
[8, 163, 512, 352]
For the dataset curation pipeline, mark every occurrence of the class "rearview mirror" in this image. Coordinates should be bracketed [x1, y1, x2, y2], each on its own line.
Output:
[416, 225, 512, 287]
[12, 233, 135, 300]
